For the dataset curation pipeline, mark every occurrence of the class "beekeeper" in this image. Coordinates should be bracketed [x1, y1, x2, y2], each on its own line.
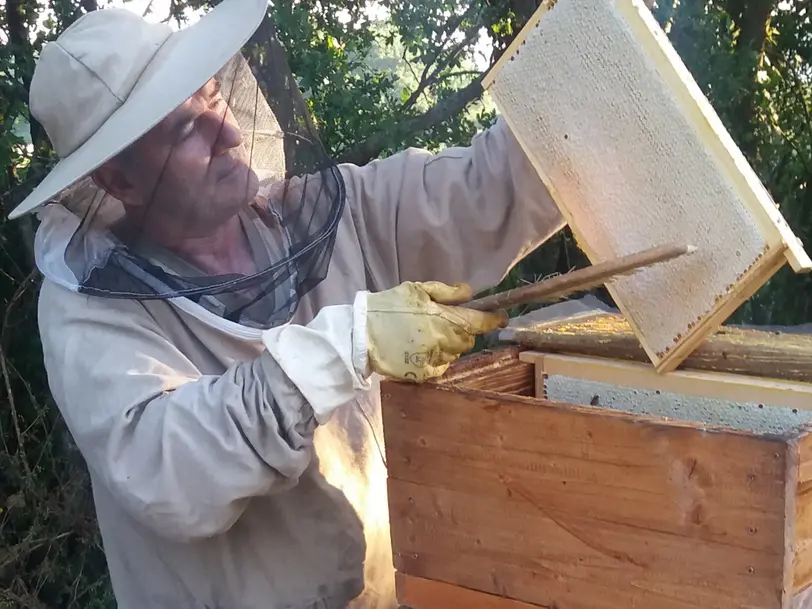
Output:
[9, 0, 564, 606]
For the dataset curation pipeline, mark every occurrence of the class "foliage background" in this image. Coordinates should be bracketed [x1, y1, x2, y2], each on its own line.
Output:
[1, 0, 811, 605]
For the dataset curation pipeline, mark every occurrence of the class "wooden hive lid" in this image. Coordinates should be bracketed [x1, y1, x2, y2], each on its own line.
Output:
[503, 308, 812, 384]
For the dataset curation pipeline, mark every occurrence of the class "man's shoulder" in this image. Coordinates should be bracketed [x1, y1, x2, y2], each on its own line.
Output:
[38, 276, 153, 330]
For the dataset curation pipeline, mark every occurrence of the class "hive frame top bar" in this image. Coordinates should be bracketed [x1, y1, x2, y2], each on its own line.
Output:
[482, 0, 811, 373]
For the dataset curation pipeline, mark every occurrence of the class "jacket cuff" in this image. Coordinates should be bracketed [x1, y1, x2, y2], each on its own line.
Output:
[260, 301, 372, 425]
[352, 290, 371, 380]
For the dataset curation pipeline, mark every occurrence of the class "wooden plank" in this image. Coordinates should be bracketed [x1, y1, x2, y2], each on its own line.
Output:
[382, 381, 790, 609]
[437, 346, 536, 396]
[508, 312, 812, 384]
[519, 352, 812, 412]
[391, 483, 782, 609]
[792, 431, 812, 595]
[396, 573, 547, 609]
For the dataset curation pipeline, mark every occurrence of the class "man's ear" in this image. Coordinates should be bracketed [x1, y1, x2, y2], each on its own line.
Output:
[91, 160, 136, 204]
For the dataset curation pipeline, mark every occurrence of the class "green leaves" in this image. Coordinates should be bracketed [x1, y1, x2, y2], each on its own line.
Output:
[271, 0, 517, 162]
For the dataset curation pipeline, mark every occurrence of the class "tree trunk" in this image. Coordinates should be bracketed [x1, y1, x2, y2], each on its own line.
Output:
[722, 0, 777, 158]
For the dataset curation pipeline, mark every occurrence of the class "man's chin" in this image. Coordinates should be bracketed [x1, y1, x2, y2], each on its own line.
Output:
[221, 165, 259, 201]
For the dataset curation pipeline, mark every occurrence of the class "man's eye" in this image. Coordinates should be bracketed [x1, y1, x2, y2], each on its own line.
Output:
[179, 121, 196, 139]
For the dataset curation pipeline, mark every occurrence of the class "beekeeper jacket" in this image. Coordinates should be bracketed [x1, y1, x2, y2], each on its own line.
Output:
[35, 117, 564, 609]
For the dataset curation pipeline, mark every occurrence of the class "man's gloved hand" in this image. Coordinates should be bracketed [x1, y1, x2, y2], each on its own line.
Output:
[365, 281, 508, 383]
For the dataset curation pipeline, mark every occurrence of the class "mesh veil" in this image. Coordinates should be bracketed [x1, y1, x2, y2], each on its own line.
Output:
[51, 35, 345, 331]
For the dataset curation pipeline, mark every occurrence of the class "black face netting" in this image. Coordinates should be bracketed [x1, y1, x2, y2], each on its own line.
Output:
[55, 31, 344, 331]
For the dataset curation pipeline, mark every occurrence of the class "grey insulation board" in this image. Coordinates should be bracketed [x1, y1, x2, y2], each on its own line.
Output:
[544, 374, 812, 436]
[521, 297, 812, 435]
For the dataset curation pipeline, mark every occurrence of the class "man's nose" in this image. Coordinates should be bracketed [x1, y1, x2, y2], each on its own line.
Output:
[203, 108, 243, 155]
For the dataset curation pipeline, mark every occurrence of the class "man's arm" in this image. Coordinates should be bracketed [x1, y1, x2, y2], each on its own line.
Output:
[38, 280, 369, 542]
[37, 276, 502, 542]
[341, 116, 566, 293]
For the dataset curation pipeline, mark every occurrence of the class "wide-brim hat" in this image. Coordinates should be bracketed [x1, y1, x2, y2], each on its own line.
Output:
[8, 0, 269, 220]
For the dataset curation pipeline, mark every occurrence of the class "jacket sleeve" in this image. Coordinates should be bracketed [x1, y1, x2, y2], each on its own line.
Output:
[38, 281, 369, 542]
[341, 116, 566, 293]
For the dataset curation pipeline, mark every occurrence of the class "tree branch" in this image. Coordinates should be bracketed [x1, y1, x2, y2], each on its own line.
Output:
[401, 48, 433, 109]
[69, 0, 98, 31]
[246, 14, 324, 174]
[435, 69, 483, 83]
[336, 74, 485, 166]
[401, 26, 483, 111]
[724, 0, 774, 55]
[336, 14, 528, 167]
[6, 0, 45, 154]
[401, 2, 484, 111]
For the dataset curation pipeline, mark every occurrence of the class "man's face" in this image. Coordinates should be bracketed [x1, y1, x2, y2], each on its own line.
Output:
[97, 78, 260, 241]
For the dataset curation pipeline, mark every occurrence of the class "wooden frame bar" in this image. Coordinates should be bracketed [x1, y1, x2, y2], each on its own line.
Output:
[396, 573, 547, 609]
[506, 311, 812, 384]
[519, 351, 812, 412]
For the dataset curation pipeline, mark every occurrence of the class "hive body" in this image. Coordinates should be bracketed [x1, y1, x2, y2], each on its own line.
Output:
[384, 346, 812, 609]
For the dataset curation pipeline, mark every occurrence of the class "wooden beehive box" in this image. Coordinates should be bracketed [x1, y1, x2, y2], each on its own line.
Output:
[382, 313, 812, 609]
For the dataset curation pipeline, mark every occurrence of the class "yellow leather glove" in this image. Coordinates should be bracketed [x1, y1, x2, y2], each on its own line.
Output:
[366, 281, 508, 383]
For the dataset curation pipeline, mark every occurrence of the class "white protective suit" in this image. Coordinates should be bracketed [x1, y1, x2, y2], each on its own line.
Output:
[34, 116, 564, 608]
